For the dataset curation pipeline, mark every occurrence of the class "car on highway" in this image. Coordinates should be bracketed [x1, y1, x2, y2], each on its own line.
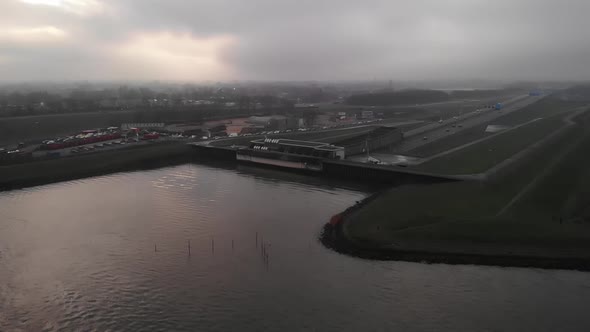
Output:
[423, 136, 428, 140]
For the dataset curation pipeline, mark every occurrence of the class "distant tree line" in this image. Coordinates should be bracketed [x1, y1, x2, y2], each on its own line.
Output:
[449, 88, 521, 100]
[346, 89, 450, 106]
[558, 84, 590, 101]
[0, 85, 295, 118]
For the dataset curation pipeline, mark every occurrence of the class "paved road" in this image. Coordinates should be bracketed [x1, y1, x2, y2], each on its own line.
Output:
[203, 119, 425, 148]
[390, 95, 537, 153]
[199, 94, 528, 152]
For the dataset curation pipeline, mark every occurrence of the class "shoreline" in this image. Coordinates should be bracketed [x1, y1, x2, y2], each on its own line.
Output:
[319, 193, 590, 271]
[318, 104, 590, 271]
[5, 138, 590, 271]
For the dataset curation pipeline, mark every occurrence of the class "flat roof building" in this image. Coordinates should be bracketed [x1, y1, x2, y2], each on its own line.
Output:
[249, 138, 345, 159]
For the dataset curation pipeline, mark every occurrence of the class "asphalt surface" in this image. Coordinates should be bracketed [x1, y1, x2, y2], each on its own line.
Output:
[203, 119, 424, 147]
[389, 95, 538, 153]
[204, 95, 530, 153]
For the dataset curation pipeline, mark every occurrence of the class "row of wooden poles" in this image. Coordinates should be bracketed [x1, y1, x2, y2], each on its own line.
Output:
[153, 231, 270, 269]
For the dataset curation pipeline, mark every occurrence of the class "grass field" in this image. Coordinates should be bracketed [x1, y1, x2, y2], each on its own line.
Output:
[412, 116, 566, 174]
[344, 110, 590, 257]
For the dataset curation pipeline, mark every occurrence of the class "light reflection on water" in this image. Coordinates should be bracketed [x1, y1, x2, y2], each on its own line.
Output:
[1, 163, 590, 331]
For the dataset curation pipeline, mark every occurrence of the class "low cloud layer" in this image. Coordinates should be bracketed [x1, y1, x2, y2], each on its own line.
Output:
[1, 0, 589, 81]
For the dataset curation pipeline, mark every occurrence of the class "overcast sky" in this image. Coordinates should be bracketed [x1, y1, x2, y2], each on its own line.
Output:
[0, 0, 589, 82]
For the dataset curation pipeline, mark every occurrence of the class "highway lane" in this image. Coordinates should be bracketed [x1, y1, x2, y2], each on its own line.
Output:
[205, 119, 424, 147]
[390, 95, 538, 154]
[199, 94, 529, 152]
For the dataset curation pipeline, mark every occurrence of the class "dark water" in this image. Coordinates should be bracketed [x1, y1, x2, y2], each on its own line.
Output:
[1, 164, 590, 331]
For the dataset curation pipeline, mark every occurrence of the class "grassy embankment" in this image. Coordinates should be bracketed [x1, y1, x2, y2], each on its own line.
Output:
[343, 102, 590, 259]
[0, 142, 193, 191]
[412, 115, 565, 174]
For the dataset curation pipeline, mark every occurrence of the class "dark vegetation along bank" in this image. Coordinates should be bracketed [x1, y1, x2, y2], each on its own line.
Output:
[323, 91, 590, 271]
[0, 142, 193, 191]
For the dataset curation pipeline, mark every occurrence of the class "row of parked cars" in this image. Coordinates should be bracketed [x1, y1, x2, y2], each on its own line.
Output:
[70, 139, 132, 154]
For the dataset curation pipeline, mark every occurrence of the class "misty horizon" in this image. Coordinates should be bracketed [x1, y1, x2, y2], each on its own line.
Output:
[1, 0, 590, 82]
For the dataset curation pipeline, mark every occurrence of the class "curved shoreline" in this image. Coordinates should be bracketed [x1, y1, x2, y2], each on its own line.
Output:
[319, 194, 590, 271]
[319, 106, 590, 271]
[320, 222, 590, 271]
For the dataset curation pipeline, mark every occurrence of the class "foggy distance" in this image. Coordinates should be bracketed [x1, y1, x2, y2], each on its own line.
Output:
[3, 1, 590, 332]
[1, 0, 590, 81]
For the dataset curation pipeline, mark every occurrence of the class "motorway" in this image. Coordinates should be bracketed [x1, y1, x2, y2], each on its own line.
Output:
[203, 94, 534, 155]
[388, 95, 539, 154]
[204, 119, 424, 147]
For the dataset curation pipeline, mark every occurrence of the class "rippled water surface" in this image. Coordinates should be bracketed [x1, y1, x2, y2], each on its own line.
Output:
[2, 163, 590, 331]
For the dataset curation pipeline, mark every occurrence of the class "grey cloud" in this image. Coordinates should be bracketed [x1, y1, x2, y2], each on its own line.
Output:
[1, 0, 590, 81]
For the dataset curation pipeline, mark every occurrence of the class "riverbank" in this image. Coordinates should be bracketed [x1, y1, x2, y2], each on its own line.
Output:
[320, 219, 590, 271]
[0, 142, 193, 191]
[321, 105, 590, 271]
[320, 185, 590, 271]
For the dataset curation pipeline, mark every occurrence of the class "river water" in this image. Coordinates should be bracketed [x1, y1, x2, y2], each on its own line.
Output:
[1, 163, 590, 331]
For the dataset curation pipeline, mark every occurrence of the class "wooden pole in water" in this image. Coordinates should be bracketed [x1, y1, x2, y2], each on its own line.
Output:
[256, 232, 258, 248]
[212, 237, 215, 254]
[265, 244, 269, 270]
[155, 244, 157, 252]
[232, 239, 234, 251]
[188, 239, 191, 256]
